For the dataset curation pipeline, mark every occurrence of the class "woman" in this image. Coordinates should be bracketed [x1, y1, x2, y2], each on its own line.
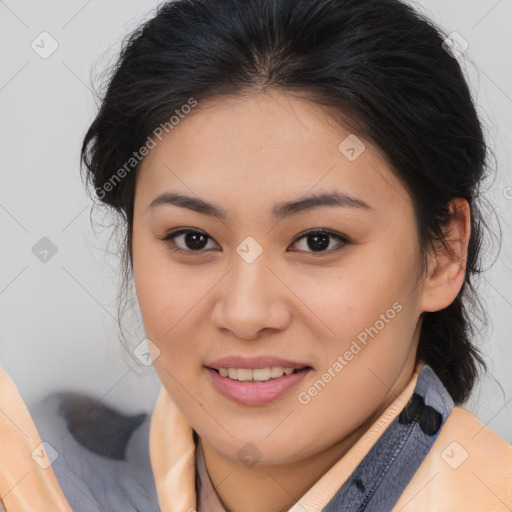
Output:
[1, 0, 511, 510]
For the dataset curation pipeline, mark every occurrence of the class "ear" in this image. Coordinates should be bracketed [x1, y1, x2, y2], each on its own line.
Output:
[420, 198, 471, 313]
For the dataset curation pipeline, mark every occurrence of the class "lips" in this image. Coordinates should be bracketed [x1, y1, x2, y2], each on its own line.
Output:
[207, 367, 311, 406]
[206, 355, 310, 370]
[205, 355, 312, 406]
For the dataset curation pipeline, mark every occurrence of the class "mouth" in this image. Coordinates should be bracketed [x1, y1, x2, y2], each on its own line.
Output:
[204, 356, 313, 406]
[207, 366, 311, 382]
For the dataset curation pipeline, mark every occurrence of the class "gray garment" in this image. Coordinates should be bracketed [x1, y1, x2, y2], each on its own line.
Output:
[322, 365, 454, 511]
[29, 393, 160, 512]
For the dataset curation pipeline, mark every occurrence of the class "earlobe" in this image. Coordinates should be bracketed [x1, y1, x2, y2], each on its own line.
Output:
[420, 198, 471, 313]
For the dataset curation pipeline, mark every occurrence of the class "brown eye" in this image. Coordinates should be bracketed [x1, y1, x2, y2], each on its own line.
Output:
[289, 230, 349, 255]
[161, 229, 219, 255]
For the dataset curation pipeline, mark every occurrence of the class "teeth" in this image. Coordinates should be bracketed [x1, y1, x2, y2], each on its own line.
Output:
[252, 368, 270, 381]
[217, 366, 299, 382]
[270, 366, 284, 378]
[237, 368, 253, 382]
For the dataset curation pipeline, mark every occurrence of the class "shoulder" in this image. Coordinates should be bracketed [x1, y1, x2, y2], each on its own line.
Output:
[394, 405, 512, 511]
[30, 390, 160, 512]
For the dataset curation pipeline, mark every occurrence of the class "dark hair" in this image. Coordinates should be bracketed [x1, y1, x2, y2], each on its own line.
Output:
[81, 0, 500, 404]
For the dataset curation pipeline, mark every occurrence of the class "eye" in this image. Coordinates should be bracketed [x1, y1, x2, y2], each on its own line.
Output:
[160, 228, 219, 256]
[159, 228, 349, 257]
[288, 229, 349, 255]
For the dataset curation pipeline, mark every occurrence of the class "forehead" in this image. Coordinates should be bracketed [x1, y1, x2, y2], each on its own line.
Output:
[136, 91, 412, 218]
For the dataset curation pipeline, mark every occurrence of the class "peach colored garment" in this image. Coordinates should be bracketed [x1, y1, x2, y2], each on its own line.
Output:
[394, 405, 512, 511]
[0, 368, 72, 512]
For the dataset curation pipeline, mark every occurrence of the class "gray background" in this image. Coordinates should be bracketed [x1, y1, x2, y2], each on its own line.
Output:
[0, 0, 511, 443]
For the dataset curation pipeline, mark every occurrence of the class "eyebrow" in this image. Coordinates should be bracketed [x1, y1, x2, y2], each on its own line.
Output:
[148, 190, 372, 220]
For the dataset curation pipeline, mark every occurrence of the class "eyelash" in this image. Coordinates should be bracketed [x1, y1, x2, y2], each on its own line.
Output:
[159, 228, 349, 257]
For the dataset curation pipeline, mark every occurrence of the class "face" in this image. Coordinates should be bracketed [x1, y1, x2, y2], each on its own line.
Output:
[132, 90, 426, 465]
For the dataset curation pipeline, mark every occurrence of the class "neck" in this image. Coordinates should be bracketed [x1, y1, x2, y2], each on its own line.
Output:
[199, 370, 414, 512]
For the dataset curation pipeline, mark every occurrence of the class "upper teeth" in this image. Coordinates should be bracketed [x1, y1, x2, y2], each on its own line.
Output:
[218, 367, 296, 381]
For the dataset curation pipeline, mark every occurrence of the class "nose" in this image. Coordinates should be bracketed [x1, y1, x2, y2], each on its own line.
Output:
[211, 251, 292, 340]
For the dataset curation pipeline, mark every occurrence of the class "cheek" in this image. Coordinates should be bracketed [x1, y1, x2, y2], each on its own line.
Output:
[135, 274, 194, 361]
[293, 243, 421, 380]
[343, 237, 419, 318]
[132, 243, 211, 382]
[133, 238, 182, 353]
[293, 257, 415, 338]
[133, 229, 185, 331]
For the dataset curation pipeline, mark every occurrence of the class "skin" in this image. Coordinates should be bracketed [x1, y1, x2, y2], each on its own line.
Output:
[131, 90, 470, 512]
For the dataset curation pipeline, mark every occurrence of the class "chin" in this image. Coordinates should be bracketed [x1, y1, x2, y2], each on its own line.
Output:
[207, 433, 308, 466]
